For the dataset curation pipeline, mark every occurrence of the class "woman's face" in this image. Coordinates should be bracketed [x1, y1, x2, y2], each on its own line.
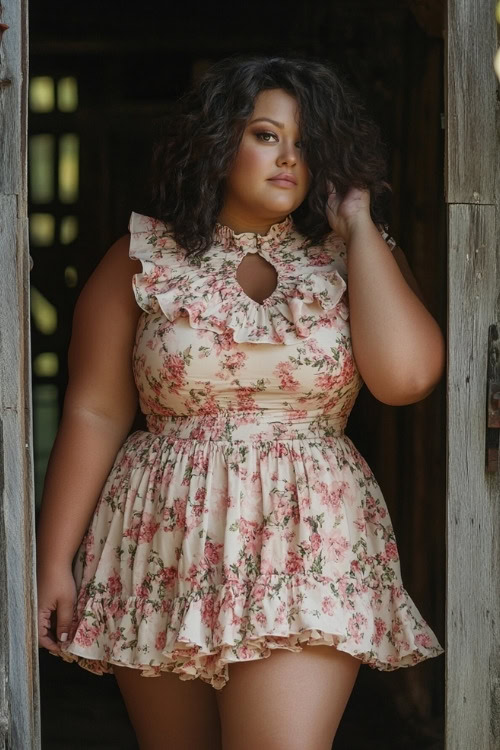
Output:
[222, 88, 311, 226]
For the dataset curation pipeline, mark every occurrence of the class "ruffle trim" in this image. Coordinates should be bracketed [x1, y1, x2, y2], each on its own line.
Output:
[57, 577, 444, 690]
[214, 214, 294, 250]
[155, 269, 348, 345]
[128, 211, 349, 345]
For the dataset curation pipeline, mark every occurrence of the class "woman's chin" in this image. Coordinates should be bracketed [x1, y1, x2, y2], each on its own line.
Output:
[259, 198, 300, 216]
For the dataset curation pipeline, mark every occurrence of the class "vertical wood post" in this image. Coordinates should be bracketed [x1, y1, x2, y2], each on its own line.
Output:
[445, 0, 500, 747]
[0, 1, 40, 748]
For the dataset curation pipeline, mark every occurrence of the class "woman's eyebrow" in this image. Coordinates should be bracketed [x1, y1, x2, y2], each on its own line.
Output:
[249, 117, 285, 128]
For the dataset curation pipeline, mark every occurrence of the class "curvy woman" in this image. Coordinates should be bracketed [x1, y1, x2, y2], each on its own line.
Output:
[36, 55, 445, 750]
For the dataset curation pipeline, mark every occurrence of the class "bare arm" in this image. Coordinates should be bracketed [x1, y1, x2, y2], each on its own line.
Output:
[36, 233, 143, 571]
[345, 217, 445, 406]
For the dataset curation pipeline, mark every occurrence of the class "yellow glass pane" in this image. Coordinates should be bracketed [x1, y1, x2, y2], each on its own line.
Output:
[64, 266, 78, 288]
[30, 287, 58, 334]
[29, 77, 55, 112]
[33, 353, 59, 377]
[57, 77, 78, 112]
[60, 216, 78, 244]
[29, 134, 55, 203]
[30, 213, 55, 246]
[59, 134, 79, 203]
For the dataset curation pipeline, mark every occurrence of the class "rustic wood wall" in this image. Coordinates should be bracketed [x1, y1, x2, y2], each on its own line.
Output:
[445, 0, 500, 747]
[0, 0, 40, 748]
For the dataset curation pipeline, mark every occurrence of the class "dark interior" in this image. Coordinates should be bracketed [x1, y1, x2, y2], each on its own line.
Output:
[30, 1, 446, 747]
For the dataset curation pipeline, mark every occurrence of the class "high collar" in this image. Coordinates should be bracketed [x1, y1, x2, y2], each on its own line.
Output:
[213, 215, 294, 252]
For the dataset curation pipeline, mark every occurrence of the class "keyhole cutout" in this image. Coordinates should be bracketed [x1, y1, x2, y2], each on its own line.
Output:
[235, 253, 278, 305]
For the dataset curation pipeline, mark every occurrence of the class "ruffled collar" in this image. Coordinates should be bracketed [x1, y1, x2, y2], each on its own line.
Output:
[214, 215, 294, 253]
[129, 210, 349, 344]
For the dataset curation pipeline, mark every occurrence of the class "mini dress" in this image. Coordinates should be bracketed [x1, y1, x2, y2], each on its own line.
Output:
[58, 211, 444, 689]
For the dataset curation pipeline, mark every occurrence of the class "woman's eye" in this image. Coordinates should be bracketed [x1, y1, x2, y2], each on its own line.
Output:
[256, 131, 278, 142]
[254, 132, 302, 149]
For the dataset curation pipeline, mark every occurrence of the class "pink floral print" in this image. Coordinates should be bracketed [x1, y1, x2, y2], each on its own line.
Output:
[57, 212, 444, 689]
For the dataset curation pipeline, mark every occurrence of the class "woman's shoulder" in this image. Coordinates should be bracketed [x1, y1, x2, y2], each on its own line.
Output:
[75, 233, 142, 321]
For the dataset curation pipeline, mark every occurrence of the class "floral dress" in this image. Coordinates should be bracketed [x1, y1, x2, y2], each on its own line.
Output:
[58, 211, 444, 689]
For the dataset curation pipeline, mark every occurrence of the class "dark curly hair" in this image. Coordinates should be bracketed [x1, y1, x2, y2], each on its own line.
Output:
[152, 54, 390, 256]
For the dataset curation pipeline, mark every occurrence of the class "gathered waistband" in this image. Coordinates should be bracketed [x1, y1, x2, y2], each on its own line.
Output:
[144, 411, 346, 442]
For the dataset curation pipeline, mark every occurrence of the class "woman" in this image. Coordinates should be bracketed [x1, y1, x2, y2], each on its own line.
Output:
[36, 55, 445, 750]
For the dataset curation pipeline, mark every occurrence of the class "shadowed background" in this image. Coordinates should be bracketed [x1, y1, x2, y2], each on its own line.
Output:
[29, 1, 446, 747]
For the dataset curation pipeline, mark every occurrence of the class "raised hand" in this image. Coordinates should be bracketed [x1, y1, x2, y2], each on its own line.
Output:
[325, 183, 372, 241]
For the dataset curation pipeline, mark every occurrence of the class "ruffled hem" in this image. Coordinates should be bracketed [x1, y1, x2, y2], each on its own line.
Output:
[57, 576, 444, 690]
[57, 628, 440, 691]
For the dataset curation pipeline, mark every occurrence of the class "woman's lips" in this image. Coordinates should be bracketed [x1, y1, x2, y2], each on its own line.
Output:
[268, 177, 297, 188]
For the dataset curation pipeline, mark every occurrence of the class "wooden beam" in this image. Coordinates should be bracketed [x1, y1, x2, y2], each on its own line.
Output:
[0, 1, 40, 748]
[446, 204, 499, 747]
[445, 0, 497, 204]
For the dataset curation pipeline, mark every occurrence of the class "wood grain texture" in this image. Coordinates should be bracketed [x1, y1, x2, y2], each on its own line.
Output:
[446, 203, 500, 749]
[0, 0, 40, 748]
[445, 0, 498, 204]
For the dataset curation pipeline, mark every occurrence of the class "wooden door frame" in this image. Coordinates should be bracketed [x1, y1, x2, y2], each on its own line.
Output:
[445, 0, 500, 747]
[0, 0, 40, 748]
[0, 0, 499, 748]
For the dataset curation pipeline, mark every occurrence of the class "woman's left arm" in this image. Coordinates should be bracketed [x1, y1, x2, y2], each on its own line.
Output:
[327, 187, 446, 406]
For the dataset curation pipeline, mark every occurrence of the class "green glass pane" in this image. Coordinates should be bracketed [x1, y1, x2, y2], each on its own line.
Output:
[29, 77, 55, 113]
[59, 134, 79, 203]
[60, 216, 78, 244]
[33, 353, 59, 377]
[30, 287, 58, 334]
[64, 266, 78, 288]
[29, 134, 55, 203]
[33, 383, 59, 509]
[29, 213, 55, 246]
[57, 77, 78, 112]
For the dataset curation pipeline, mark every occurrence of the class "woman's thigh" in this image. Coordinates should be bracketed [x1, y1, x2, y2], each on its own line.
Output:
[113, 664, 222, 750]
[215, 644, 361, 750]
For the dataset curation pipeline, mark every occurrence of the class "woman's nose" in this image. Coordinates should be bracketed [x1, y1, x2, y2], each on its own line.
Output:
[277, 142, 298, 167]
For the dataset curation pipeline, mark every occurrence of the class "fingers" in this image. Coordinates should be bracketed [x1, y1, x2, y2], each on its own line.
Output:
[56, 597, 76, 645]
[37, 594, 76, 652]
[38, 606, 61, 652]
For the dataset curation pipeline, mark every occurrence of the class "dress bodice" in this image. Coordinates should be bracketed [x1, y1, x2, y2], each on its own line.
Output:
[128, 212, 393, 435]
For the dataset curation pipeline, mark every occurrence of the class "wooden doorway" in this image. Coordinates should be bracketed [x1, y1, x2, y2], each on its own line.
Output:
[28, 2, 448, 745]
[1, 0, 498, 748]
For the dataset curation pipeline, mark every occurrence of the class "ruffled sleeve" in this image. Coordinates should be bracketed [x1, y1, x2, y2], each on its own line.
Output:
[128, 211, 185, 315]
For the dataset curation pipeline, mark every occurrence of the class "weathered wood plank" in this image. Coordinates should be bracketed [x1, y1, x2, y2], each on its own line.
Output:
[445, 0, 497, 203]
[446, 203, 500, 749]
[0, 0, 40, 748]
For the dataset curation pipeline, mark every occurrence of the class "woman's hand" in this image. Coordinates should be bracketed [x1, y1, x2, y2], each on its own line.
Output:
[37, 563, 77, 652]
[325, 184, 372, 241]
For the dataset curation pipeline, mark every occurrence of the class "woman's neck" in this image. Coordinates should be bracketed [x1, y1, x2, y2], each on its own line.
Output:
[217, 206, 288, 235]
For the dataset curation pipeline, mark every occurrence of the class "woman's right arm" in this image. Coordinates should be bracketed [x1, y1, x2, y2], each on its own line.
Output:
[36, 232, 143, 651]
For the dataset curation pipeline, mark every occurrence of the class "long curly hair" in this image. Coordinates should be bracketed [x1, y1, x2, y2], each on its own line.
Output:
[152, 54, 390, 256]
